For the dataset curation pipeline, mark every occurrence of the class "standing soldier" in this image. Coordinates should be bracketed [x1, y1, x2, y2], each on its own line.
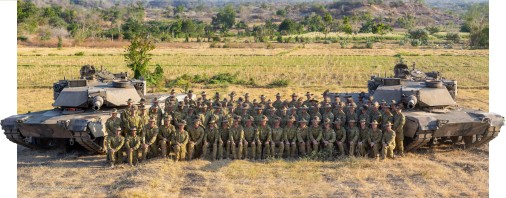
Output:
[229, 116, 244, 159]
[243, 116, 257, 160]
[243, 93, 253, 114]
[308, 116, 323, 153]
[333, 103, 347, 128]
[122, 106, 141, 137]
[138, 106, 150, 131]
[296, 118, 310, 156]
[346, 103, 358, 125]
[204, 120, 221, 161]
[283, 116, 298, 158]
[187, 118, 206, 160]
[107, 127, 125, 168]
[358, 106, 369, 123]
[357, 119, 370, 157]
[369, 102, 382, 127]
[201, 91, 209, 104]
[240, 103, 250, 126]
[382, 121, 396, 160]
[121, 98, 134, 121]
[297, 105, 311, 123]
[149, 103, 163, 127]
[220, 119, 231, 159]
[288, 93, 298, 108]
[187, 90, 196, 106]
[270, 117, 285, 158]
[158, 115, 175, 158]
[228, 91, 237, 104]
[278, 106, 290, 127]
[302, 92, 313, 107]
[382, 107, 394, 131]
[273, 93, 283, 110]
[105, 108, 121, 135]
[321, 118, 336, 159]
[368, 120, 383, 160]
[138, 98, 146, 110]
[322, 104, 334, 124]
[212, 92, 221, 107]
[347, 120, 359, 157]
[266, 107, 278, 127]
[309, 104, 322, 123]
[141, 118, 159, 161]
[333, 119, 347, 157]
[393, 106, 405, 157]
[255, 116, 272, 159]
[173, 105, 185, 125]
[172, 121, 189, 161]
[184, 105, 196, 127]
[125, 127, 142, 166]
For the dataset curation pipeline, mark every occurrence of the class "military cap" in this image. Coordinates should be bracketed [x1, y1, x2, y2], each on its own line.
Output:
[324, 103, 332, 108]
[348, 119, 357, 123]
[266, 99, 272, 104]
[126, 98, 133, 103]
[370, 120, 379, 125]
[246, 116, 254, 121]
[188, 90, 193, 93]
[274, 117, 281, 121]
[380, 100, 387, 104]
[116, 127, 122, 131]
[339, 101, 346, 107]
[275, 93, 281, 97]
[280, 106, 288, 111]
[333, 118, 342, 124]
[234, 115, 242, 120]
[111, 108, 118, 113]
[298, 118, 308, 123]
[255, 106, 263, 110]
[178, 120, 187, 125]
[291, 93, 298, 97]
[139, 105, 146, 110]
[373, 101, 380, 107]
[201, 91, 207, 95]
[149, 117, 156, 122]
[208, 120, 216, 124]
[213, 105, 221, 109]
[131, 127, 137, 131]
[244, 93, 250, 97]
[261, 115, 269, 121]
[241, 103, 250, 109]
[268, 107, 277, 112]
[312, 116, 320, 122]
[260, 95, 266, 99]
[299, 105, 309, 110]
[229, 91, 236, 96]
[215, 92, 220, 96]
[305, 92, 313, 96]
[360, 118, 366, 123]
[164, 114, 173, 120]
[385, 121, 393, 126]
[131, 105, 138, 110]
[140, 98, 146, 103]
[390, 100, 397, 105]
[170, 89, 176, 94]
[222, 119, 229, 123]
[288, 116, 296, 121]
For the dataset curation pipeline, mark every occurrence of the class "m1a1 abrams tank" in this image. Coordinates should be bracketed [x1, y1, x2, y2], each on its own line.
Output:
[1, 65, 185, 154]
[365, 62, 504, 151]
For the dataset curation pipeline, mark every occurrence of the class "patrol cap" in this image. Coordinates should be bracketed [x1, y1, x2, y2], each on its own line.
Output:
[111, 108, 118, 113]
[116, 127, 122, 131]
[370, 120, 379, 125]
[323, 118, 331, 124]
[178, 120, 187, 125]
[385, 121, 393, 126]
[298, 118, 308, 123]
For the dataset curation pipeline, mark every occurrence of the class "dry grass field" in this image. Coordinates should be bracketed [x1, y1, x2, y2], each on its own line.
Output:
[15, 44, 491, 197]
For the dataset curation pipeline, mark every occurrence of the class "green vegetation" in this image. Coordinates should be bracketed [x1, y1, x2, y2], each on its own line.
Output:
[124, 32, 155, 79]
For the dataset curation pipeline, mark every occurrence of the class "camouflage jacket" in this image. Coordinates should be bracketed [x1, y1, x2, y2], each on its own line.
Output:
[308, 126, 323, 142]
[283, 126, 297, 142]
[187, 125, 206, 145]
[335, 127, 347, 143]
[256, 125, 272, 142]
[106, 135, 124, 151]
[322, 128, 336, 143]
[229, 125, 245, 143]
[271, 127, 285, 142]
[296, 126, 310, 142]
[105, 117, 121, 134]
[368, 128, 383, 145]
[382, 129, 396, 146]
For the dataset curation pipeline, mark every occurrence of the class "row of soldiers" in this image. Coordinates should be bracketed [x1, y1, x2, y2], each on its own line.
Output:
[104, 90, 406, 167]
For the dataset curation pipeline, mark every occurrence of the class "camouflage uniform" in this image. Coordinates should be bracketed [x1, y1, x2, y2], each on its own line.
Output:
[346, 121, 359, 157]
[242, 117, 257, 159]
[105, 109, 121, 135]
[255, 118, 272, 159]
[106, 127, 125, 167]
[333, 120, 347, 157]
[187, 119, 206, 160]
[125, 128, 142, 166]
[393, 109, 406, 156]
[122, 107, 141, 137]
[228, 118, 245, 159]
[308, 117, 323, 153]
[283, 117, 298, 158]
[219, 120, 232, 159]
[204, 121, 221, 161]
[382, 110, 394, 131]
[382, 122, 396, 159]
[296, 119, 310, 156]
[321, 119, 336, 158]
[333, 107, 347, 128]
[158, 116, 176, 158]
[368, 122, 383, 159]
[357, 120, 370, 157]
[172, 121, 189, 161]
[141, 120, 159, 160]
[270, 118, 285, 158]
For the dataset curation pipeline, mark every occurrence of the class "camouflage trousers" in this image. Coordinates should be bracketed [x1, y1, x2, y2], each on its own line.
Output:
[243, 140, 257, 160]
[348, 141, 357, 157]
[256, 141, 272, 159]
[335, 141, 346, 157]
[172, 143, 187, 161]
[285, 142, 298, 158]
[271, 141, 285, 158]
[202, 141, 223, 161]
[141, 144, 158, 161]
[187, 142, 203, 160]
[107, 149, 123, 166]
[223, 140, 233, 159]
[230, 140, 243, 160]
[126, 149, 139, 166]
[395, 132, 404, 155]
[298, 141, 310, 156]
[383, 142, 396, 159]
[356, 141, 368, 157]
[321, 142, 334, 157]
[308, 140, 319, 154]
[370, 143, 381, 158]
[158, 139, 171, 158]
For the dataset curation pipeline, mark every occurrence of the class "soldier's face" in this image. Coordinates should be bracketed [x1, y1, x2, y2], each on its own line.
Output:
[324, 123, 330, 129]
[360, 122, 366, 128]
[387, 125, 391, 130]
[312, 121, 318, 126]
[372, 124, 377, 129]
[165, 120, 170, 125]
[260, 121, 266, 126]
[179, 125, 184, 130]
[116, 130, 121, 136]
[194, 122, 200, 127]
[246, 121, 252, 126]
[287, 121, 293, 127]
[188, 93, 193, 98]
[131, 131, 136, 136]
[275, 121, 280, 127]
[111, 113, 117, 117]
[300, 122, 306, 127]
[150, 121, 155, 127]
[334, 123, 340, 128]
[276, 96, 280, 100]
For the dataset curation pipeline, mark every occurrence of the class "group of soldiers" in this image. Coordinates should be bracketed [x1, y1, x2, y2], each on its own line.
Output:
[104, 90, 406, 167]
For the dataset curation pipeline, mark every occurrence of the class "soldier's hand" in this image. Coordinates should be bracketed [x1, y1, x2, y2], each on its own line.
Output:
[292, 142, 296, 145]
[324, 141, 328, 144]
[130, 148, 133, 151]
[313, 140, 317, 144]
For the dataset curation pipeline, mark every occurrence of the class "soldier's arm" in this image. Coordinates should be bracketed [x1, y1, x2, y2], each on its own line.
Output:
[267, 128, 272, 142]
[182, 132, 189, 145]
[329, 131, 336, 143]
[340, 129, 347, 142]
[239, 128, 245, 141]
[195, 128, 205, 145]
[228, 129, 235, 143]
[254, 128, 260, 142]
[309, 129, 316, 141]
[148, 129, 158, 145]
[296, 129, 303, 142]
[389, 132, 396, 144]
[114, 137, 125, 151]
[352, 129, 359, 142]
[316, 128, 323, 141]
[133, 138, 141, 150]
[282, 129, 288, 142]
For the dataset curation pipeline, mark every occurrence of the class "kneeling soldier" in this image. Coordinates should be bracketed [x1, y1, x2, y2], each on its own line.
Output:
[125, 127, 142, 166]
[357, 119, 369, 157]
[172, 120, 189, 161]
[382, 121, 396, 160]
[142, 117, 159, 161]
[158, 115, 175, 158]
[107, 127, 125, 168]
[187, 118, 205, 160]
[368, 120, 383, 160]
[321, 118, 336, 159]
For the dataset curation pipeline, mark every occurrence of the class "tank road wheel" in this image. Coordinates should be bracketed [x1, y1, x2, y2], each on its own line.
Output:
[463, 135, 476, 149]
[450, 136, 461, 144]
[32, 138, 65, 150]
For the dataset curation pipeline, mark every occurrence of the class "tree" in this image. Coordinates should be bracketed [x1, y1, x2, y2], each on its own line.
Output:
[124, 32, 155, 79]
[211, 4, 236, 34]
[463, 3, 489, 48]
[339, 17, 353, 34]
[278, 18, 299, 35]
[323, 12, 333, 38]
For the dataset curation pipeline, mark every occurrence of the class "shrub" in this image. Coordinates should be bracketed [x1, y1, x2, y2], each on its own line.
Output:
[74, 51, 85, 56]
[410, 39, 421, 47]
[267, 79, 289, 88]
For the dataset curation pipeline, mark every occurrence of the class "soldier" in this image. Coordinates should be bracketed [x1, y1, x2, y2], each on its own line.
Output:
[125, 127, 142, 166]
[142, 118, 159, 160]
[357, 119, 370, 157]
[184, 105, 196, 127]
[333, 119, 347, 157]
[333, 103, 347, 128]
[255, 116, 272, 159]
[358, 106, 369, 123]
[122, 106, 141, 137]
[382, 121, 396, 160]
[302, 92, 313, 107]
[138, 106, 150, 130]
[322, 104, 334, 124]
[229, 116, 244, 159]
[107, 127, 125, 168]
[201, 91, 209, 104]
[212, 92, 221, 107]
[121, 98, 134, 121]
[297, 105, 311, 123]
[253, 106, 265, 126]
[296, 118, 310, 156]
[369, 102, 382, 127]
[270, 117, 285, 158]
[321, 118, 336, 159]
[158, 115, 175, 158]
[206, 106, 222, 128]
[243, 93, 253, 114]
[242, 116, 257, 160]
[204, 120, 221, 161]
[368, 120, 383, 160]
[220, 119, 231, 160]
[172, 120, 189, 161]
[283, 116, 298, 158]
[187, 90, 196, 106]
[173, 104, 185, 125]
[288, 93, 298, 108]
[105, 108, 121, 135]
[240, 103, 251, 126]
[266, 107, 278, 127]
[346, 103, 358, 125]
[347, 120, 359, 157]
[187, 118, 206, 160]
[228, 91, 237, 104]
[309, 104, 322, 123]
[259, 95, 267, 106]
[278, 106, 290, 127]
[393, 106, 406, 157]
[138, 98, 147, 110]
[272, 93, 283, 110]
[308, 116, 323, 153]
[382, 107, 394, 131]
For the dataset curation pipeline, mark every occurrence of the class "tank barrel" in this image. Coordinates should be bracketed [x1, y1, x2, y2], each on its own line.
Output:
[92, 96, 104, 110]
[406, 95, 417, 109]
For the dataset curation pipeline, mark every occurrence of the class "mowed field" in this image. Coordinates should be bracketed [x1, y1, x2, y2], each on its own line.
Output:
[16, 44, 490, 197]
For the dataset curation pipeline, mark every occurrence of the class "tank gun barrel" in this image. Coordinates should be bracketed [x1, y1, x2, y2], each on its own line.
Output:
[92, 96, 104, 111]
[406, 95, 417, 109]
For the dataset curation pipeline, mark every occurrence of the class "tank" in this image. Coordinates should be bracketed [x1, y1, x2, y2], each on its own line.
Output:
[1, 65, 187, 154]
[331, 62, 504, 151]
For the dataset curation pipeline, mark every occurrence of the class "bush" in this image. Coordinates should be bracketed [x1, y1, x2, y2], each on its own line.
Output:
[410, 39, 421, 47]
[210, 42, 219, 48]
[266, 43, 274, 49]
[446, 32, 460, 44]
[366, 39, 374, 49]
[17, 36, 28, 41]
[74, 51, 85, 56]
[267, 79, 289, 88]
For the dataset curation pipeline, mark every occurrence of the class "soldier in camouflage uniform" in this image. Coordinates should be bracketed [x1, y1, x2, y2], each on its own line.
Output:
[297, 105, 311, 124]
[229, 116, 244, 159]
[270, 117, 285, 158]
[266, 107, 278, 127]
[283, 116, 298, 158]
[212, 92, 221, 107]
[382, 121, 396, 160]
[173, 104, 185, 125]
[357, 119, 370, 157]
[255, 116, 272, 159]
[172, 120, 189, 161]
[321, 118, 336, 159]
[141, 118, 159, 161]
[346, 103, 358, 125]
[125, 127, 142, 166]
[382, 107, 394, 131]
[220, 119, 231, 159]
[187, 90, 197, 106]
[346, 120, 359, 157]
[272, 93, 283, 110]
[107, 127, 125, 168]
[309, 104, 322, 123]
[121, 98, 134, 121]
[369, 102, 382, 128]
[368, 120, 383, 160]
[138, 106, 150, 132]
[302, 92, 313, 107]
[240, 103, 251, 126]
[122, 106, 141, 137]
[105, 108, 121, 135]
[187, 118, 206, 160]
[204, 120, 221, 161]
[321, 104, 334, 124]
[242, 116, 257, 160]
[308, 116, 323, 153]
[333, 119, 347, 157]
[158, 115, 175, 158]
[296, 118, 310, 156]
[184, 105, 196, 127]
[288, 93, 298, 108]
[393, 106, 406, 157]
[333, 103, 347, 128]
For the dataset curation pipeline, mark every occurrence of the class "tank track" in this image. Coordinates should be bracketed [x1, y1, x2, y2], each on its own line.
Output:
[73, 131, 105, 154]
[405, 132, 433, 152]
[4, 129, 41, 149]
[464, 126, 500, 149]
